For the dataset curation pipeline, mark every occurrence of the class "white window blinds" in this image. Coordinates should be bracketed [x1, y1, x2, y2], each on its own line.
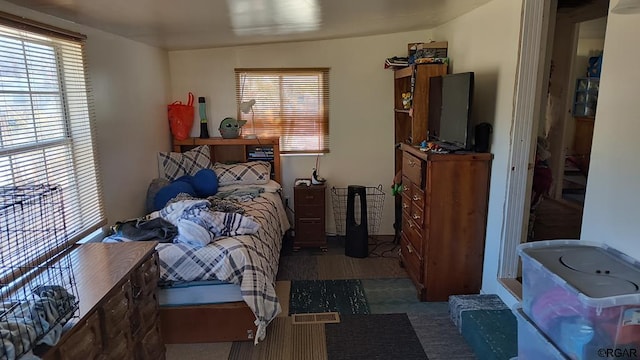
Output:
[0, 12, 105, 265]
[235, 68, 330, 154]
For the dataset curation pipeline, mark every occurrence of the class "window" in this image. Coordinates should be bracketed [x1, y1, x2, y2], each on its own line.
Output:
[0, 12, 105, 276]
[235, 68, 329, 154]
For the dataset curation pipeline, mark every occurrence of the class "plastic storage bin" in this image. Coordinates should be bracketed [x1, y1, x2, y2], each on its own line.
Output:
[518, 240, 640, 360]
[513, 305, 568, 360]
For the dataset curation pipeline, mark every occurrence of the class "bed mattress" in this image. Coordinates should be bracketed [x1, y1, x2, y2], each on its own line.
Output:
[104, 188, 289, 343]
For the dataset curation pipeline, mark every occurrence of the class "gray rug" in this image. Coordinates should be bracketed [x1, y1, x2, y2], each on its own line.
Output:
[325, 313, 428, 360]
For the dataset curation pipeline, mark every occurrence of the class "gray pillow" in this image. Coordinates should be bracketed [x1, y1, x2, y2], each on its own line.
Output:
[146, 178, 170, 213]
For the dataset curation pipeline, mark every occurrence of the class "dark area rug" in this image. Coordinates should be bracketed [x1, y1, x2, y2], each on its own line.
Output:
[289, 279, 369, 315]
[325, 313, 428, 360]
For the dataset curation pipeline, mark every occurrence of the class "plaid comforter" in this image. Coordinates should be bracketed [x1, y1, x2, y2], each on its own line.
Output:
[104, 192, 289, 343]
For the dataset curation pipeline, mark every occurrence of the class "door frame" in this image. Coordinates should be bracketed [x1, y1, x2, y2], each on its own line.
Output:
[498, 0, 555, 285]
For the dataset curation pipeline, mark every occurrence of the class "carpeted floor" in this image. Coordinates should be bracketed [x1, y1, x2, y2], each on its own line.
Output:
[166, 236, 477, 360]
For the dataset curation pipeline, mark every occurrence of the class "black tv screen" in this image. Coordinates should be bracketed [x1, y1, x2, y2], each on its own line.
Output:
[438, 72, 474, 149]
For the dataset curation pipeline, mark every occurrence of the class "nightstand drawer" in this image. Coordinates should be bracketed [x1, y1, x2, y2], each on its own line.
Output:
[296, 205, 324, 218]
[294, 184, 326, 249]
[295, 219, 325, 244]
[294, 186, 325, 205]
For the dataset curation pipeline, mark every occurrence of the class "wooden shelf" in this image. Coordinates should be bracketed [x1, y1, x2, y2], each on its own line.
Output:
[394, 66, 413, 79]
[172, 137, 281, 185]
[395, 109, 411, 114]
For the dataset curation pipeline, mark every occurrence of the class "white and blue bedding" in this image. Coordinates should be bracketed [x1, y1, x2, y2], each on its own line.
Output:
[104, 185, 289, 344]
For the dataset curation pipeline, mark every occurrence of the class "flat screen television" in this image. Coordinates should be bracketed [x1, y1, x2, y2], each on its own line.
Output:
[429, 72, 474, 150]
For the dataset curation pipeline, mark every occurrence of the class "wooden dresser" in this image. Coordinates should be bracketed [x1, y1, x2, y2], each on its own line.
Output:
[293, 183, 327, 250]
[399, 144, 492, 301]
[41, 242, 164, 360]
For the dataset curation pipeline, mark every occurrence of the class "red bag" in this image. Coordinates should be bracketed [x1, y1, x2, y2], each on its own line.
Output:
[168, 92, 195, 141]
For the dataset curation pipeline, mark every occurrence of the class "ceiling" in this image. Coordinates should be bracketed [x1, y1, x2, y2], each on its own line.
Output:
[7, 0, 494, 50]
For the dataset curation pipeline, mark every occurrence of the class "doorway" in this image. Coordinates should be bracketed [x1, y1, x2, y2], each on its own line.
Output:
[497, 0, 611, 298]
[528, 12, 608, 242]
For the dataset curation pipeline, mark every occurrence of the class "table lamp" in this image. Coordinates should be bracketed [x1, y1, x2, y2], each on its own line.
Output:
[240, 99, 257, 139]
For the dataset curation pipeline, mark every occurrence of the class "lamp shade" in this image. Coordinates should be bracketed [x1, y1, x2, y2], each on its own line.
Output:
[240, 99, 256, 114]
[611, 0, 640, 14]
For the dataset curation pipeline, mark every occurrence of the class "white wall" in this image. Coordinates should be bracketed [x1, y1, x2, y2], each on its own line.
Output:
[581, 7, 640, 260]
[0, 1, 172, 224]
[169, 30, 435, 235]
[431, 0, 523, 297]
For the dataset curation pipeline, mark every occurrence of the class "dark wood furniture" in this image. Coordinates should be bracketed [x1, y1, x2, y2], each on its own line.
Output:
[399, 144, 492, 301]
[42, 242, 164, 360]
[173, 137, 281, 184]
[161, 138, 284, 343]
[293, 184, 327, 250]
[393, 64, 448, 174]
[572, 116, 594, 173]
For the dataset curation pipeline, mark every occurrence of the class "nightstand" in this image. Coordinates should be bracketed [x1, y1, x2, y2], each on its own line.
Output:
[293, 184, 326, 251]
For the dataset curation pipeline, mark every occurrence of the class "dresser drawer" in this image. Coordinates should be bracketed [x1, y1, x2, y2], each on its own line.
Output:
[132, 254, 159, 298]
[401, 191, 412, 215]
[401, 176, 412, 197]
[410, 183, 424, 207]
[402, 152, 424, 186]
[400, 235, 422, 284]
[401, 214, 422, 256]
[409, 204, 424, 228]
[57, 312, 103, 360]
[101, 281, 132, 335]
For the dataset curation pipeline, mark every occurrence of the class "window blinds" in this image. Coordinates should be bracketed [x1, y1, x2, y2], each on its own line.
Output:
[0, 12, 105, 264]
[235, 68, 330, 154]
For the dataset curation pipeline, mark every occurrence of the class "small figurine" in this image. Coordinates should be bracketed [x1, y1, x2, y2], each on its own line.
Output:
[218, 117, 247, 139]
[401, 92, 412, 109]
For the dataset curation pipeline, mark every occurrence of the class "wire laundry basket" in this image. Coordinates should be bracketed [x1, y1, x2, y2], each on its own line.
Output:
[330, 184, 385, 237]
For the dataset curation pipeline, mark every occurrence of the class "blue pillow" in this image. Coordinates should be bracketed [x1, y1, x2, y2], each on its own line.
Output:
[153, 180, 196, 211]
[192, 168, 218, 197]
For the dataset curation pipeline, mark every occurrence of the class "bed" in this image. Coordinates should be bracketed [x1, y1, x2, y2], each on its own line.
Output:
[104, 137, 289, 344]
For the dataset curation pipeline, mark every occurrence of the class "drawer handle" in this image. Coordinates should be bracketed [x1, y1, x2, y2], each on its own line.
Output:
[402, 203, 408, 209]
[412, 195, 421, 201]
[409, 160, 417, 167]
[408, 222, 414, 228]
[412, 214, 420, 221]
[406, 245, 412, 253]
[402, 185, 409, 192]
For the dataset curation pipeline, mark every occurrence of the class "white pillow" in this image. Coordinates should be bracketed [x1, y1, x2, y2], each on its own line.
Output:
[213, 161, 271, 186]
